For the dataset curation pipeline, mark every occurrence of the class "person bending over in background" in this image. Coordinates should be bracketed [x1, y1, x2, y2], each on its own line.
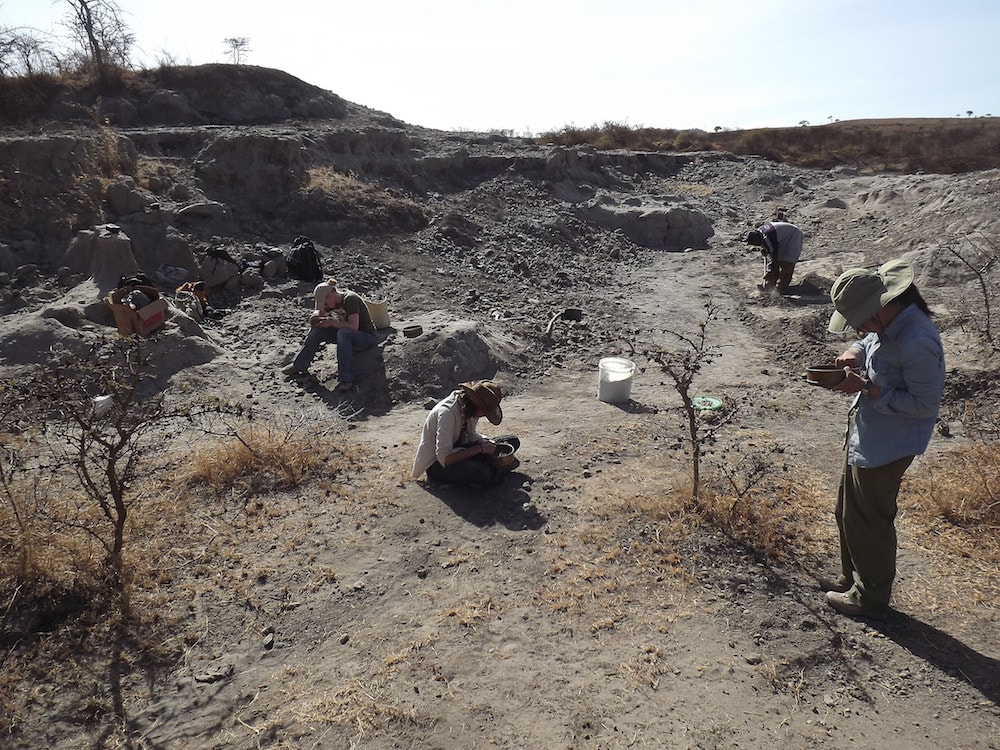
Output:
[282, 279, 377, 392]
[821, 258, 945, 619]
[412, 380, 520, 487]
[745, 219, 804, 292]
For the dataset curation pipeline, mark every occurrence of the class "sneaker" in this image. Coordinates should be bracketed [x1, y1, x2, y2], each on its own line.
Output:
[825, 590, 887, 620]
[817, 575, 851, 593]
[281, 364, 305, 377]
[335, 380, 354, 392]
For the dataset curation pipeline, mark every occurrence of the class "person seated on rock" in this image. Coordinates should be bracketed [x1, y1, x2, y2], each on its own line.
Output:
[744, 219, 804, 293]
[412, 380, 520, 487]
[281, 278, 377, 392]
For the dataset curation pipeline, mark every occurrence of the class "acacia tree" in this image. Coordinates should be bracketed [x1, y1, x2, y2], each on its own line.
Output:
[224, 36, 251, 65]
[61, 0, 133, 86]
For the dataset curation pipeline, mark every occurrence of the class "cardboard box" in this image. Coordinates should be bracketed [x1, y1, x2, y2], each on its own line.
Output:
[104, 285, 169, 336]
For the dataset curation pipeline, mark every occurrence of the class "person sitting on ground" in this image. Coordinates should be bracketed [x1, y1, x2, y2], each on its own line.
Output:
[745, 219, 804, 292]
[281, 278, 377, 392]
[411, 380, 520, 487]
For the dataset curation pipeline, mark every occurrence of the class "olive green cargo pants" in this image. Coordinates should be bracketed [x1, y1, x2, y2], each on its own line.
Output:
[836, 451, 915, 613]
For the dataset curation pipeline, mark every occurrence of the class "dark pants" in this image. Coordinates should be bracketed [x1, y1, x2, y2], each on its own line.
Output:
[762, 253, 795, 291]
[836, 452, 914, 612]
[426, 436, 520, 487]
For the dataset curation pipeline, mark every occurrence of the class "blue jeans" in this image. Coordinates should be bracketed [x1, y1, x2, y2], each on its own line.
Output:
[292, 326, 377, 382]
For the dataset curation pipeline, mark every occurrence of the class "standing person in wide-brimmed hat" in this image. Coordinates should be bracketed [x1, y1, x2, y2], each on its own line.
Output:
[412, 380, 520, 487]
[820, 258, 945, 619]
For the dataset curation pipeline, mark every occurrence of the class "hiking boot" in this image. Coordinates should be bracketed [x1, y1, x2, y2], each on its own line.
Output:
[825, 590, 887, 620]
[281, 364, 305, 378]
[817, 575, 851, 593]
[336, 380, 354, 393]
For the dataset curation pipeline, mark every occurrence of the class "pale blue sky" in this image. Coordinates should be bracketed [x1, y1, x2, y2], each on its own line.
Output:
[2, 0, 997, 134]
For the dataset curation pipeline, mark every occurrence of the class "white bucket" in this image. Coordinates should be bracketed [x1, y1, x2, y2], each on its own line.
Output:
[597, 357, 636, 403]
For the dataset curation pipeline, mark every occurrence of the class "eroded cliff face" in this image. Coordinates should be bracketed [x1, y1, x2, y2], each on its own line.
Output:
[5, 63, 1000, 400]
[1, 122, 719, 274]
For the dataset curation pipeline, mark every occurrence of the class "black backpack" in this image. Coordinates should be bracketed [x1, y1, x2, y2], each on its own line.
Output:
[206, 246, 238, 264]
[117, 272, 155, 290]
[286, 236, 323, 282]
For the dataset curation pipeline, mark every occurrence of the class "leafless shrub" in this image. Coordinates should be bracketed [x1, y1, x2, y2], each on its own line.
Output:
[0, 28, 59, 77]
[223, 36, 251, 65]
[941, 234, 1000, 350]
[645, 301, 728, 498]
[0, 337, 245, 725]
[60, 0, 134, 88]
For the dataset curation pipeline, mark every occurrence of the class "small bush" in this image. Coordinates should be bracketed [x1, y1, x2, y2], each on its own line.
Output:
[181, 424, 360, 498]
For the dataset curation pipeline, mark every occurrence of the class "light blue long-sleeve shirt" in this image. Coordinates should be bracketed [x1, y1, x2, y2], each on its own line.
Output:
[846, 304, 945, 468]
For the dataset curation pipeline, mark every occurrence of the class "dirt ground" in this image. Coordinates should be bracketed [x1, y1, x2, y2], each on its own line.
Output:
[126, 244, 1000, 747]
[4, 107, 1000, 748]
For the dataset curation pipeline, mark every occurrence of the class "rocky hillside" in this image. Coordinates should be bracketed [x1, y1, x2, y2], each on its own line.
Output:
[3, 64, 1000, 400]
[2, 64, 1000, 750]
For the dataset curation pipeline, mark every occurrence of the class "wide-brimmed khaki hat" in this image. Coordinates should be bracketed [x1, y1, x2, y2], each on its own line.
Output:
[828, 259, 914, 333]
[460, 380, 503, 425]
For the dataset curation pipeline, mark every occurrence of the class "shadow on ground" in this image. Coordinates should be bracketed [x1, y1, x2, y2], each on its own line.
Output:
[417, 471, 547, 531]
[875, 613, 1000, 706]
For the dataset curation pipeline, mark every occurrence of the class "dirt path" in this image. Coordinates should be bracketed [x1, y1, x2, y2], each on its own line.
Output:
[127, 249, 1000, 749]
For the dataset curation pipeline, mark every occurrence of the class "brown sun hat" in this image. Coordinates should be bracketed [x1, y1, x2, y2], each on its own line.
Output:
[460, 380, 503, 425]
[828, 259, 914, 333]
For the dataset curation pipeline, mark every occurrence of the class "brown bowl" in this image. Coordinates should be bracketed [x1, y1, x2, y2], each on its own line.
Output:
[403, 324, 423, 338]
[805, 365, 848, 388]
[488, 442, 518, 470]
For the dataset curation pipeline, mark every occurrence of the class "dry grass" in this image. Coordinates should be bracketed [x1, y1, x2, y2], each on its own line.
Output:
[296, 680, 422, 737]
[441, 596, 496, 629]
[540, 117, 1000, 174]
[908, 442, 1000, 528]
[597, 463, 833, 568]
[304, 166, 427, 229]
[900, 442, 1000, 613]
[693, 470, 833, 562]
[619, 644, 670, 689]
[180, 423, 361, 498]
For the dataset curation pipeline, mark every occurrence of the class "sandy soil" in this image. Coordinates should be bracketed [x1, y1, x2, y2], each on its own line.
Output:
[130, 244, 1000, 748]
[3, 114, 1000, 749]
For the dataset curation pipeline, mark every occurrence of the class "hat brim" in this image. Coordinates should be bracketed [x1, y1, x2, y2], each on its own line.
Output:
[828, 296, 883, 333]
[828, 260, 914, 333]
[461, 384, 503, 425]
